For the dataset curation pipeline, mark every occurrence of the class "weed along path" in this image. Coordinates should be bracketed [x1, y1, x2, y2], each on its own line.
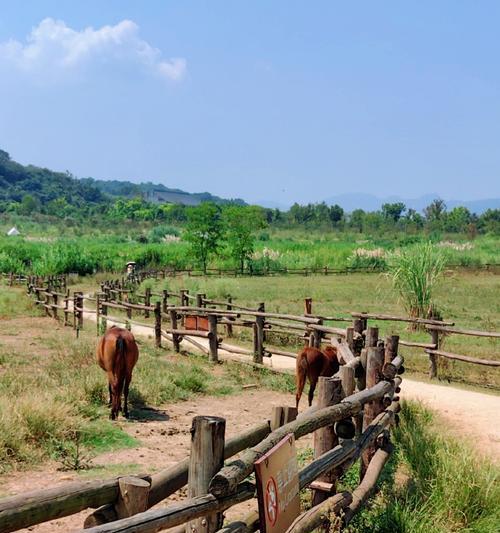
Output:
[83, 306, 500, 463]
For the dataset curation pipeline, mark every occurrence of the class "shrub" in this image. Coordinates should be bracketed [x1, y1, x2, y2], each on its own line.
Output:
[387, 242, 444, 319]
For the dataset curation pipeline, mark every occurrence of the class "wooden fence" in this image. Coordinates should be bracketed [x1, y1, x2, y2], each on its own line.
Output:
[0, 273, 497, 531]
[23, 272, 500, 379]
[0, 330, 404, 533]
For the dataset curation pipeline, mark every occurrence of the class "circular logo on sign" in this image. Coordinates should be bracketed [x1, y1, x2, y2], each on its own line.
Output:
[265, 477, 278, 526]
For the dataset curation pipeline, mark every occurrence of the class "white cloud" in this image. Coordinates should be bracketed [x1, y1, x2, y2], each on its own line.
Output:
[0, 18, 186, 82]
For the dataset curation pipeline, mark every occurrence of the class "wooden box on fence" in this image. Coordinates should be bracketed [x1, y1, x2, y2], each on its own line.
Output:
[185, 314, 209, 331]
[254, 433, 300, 533]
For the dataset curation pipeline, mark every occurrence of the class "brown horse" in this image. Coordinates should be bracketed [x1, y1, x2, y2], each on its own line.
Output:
[96, 326, 139, 420]
[295, 345, 339, 409]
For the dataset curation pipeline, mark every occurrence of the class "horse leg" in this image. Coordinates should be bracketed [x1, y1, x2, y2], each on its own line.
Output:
[295, 366, 307, 410]
[308, 375, 318, 407]
[108, 383, 112, 407]
[123, 375, 132, 419]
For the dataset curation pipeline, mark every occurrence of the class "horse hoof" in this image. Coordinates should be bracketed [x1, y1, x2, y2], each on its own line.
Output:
[110, 413, 116, 421]
[124, 411, 130, 419]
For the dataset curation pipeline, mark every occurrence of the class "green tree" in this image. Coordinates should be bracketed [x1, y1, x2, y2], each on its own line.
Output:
[444, 206, 472, 233]
[329, 204, 344, 228]
[382, 202, 406, 222]
[349, 209, 365, 233]
[19, 194, 39, 215]
[184, 203, 223, 273]
[223, 206, 266, 272]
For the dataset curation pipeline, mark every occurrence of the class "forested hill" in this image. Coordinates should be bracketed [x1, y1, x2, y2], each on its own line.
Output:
[0, 149, 105, 208]
[0, 149, 244, 211]
[82, 178, 246, 206]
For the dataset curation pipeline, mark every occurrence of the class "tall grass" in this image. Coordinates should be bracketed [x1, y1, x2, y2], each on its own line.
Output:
[346, 401, 500, 532]
[387, 242, 445, 319]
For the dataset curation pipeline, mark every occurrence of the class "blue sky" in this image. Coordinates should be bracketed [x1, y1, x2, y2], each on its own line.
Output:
[0, 1, 499, 205]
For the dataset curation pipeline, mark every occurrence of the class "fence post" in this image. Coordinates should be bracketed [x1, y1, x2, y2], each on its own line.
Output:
[154, 302, 162, 349]
[169, 310, 180, 353]
[77, 292, 84, 330]
[361, 345, 385, 480]
[208, 314, 218, 363]
[44, 291, 50, 317]
[144, 287, 151, 318]
[196, 293, 204, 308]
[429, 329, 439, 379]
[253, 303, 265, 364]
[384, 335, 399, 365]
[114, 477, 151, 520]
[162, 289, 168, 313]
[312, 376, 343, 507]
[180, 289, 188, 327]
[53, 293, 58, 320]
[63, 289, 69, 326]
[226, 297, 233, 337]
[101, 291, 108, 331]
[270, 406, 298, 431]
[186, 416, 226, 533]
[304, 297, 312, 315]
[96, 294, 101, 336]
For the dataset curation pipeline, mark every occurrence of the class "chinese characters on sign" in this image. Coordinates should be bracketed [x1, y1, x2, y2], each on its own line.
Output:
[254, 434, 300, 533]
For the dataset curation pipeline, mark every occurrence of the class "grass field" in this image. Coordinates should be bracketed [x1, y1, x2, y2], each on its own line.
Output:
[344, 401, 500, 533]
[137, 270, 500, 388]
[0, 288, 294, 473]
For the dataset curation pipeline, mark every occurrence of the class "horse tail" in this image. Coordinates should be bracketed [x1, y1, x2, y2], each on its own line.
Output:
[113, 336, 126, 375]
[295, 349, 309, 410]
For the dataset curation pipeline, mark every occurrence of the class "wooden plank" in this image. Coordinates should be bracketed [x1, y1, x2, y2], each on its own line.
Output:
[351, 312, 454, 327]
[425, 349, 500, 367]
[0, 475, 151, 533]
[425, 325, 500, 338]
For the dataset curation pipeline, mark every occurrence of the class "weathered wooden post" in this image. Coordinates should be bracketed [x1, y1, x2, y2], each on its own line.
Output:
[169, 309, 180, 352]
[253, 303, 265, 364]
[101, 291, 108, 331]
[52, 293, 58, 320]
[384, 335, 399, 365]
[225, 297, 233, 337]
[154, 302, 162, 348]
[346, 326, 354, 352]
[270, 406, 298, 431]
[114, 477, 151, 520]
[208, 314, 218, 363]
[311, 377, 343, 507]
[360, 345, 385, 480]
[429, 328, 439, 379]
[63, 289, 70, 327]
[44, 291, 50, 317]
[196, 293, 204, 309]
[186, 416, 226, 533]
[180, 289, 189, 327]
[77, 292, 84, 330]
[144, 287, 151, 318]
[162, 289, 168, 313]
[96, 294, 101, 336]
[304, 297, 312, 315]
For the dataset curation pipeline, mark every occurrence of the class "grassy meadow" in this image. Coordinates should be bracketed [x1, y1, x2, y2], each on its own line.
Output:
[138, 270, 500, 388]
[0, 226, 498, 276]
[0, 286, 294, 474]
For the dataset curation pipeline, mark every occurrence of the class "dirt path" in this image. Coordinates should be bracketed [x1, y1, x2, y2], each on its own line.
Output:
[4, 389, 309, 532]
[85, 307, 500, 463]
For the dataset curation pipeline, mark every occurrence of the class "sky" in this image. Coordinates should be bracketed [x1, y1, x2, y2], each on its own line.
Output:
[0, 1, 499, 206]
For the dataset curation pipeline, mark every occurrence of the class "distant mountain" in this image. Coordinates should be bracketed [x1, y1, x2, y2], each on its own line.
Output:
[322, 193, 500, 214]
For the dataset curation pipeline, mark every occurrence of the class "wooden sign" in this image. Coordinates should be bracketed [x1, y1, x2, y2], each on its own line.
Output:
[185, 315, 209, 331]
[254, 434, 300, 533]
